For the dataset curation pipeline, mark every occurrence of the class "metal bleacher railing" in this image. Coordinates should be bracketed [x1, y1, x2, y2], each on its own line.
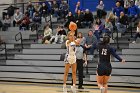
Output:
[15, 32, 23, 49]
[0, 42, 7, 60]
[111, 26, 119, 49]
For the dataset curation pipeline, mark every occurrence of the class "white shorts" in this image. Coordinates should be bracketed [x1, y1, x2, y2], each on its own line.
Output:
[67, 55, 76, 64]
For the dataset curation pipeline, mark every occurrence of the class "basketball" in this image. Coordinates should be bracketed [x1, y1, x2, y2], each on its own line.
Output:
[69, 22, 77, 31]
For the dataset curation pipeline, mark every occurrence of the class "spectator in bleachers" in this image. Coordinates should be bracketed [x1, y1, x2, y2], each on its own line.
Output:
[26, 1, 35, 18]
[96, 0, 105, 19]
[56, 0, 61, 7]
[77, 32, 86, 46]
[124, 0, 131, 14]
[40, 2, 49, 17]
[135, 0, 140, 16]
[103, 18, 113, 37]
[113, 2, 124, 17]
[64, 12, 75, 28]
[135, 0, 140, 17]
[33, 11, 41, 24]
[31, 11, 41, 31]
[75, 10, 84, 28]
[34, 3, 41, 13]
[116, 0, 124, 7]
[59, 1, 69, 20]
[75, 1, 81, 13]
[50, 25, 67, 44]
[94, 17, 104, 41]
[108, 12, 116, 27]
[4, 4, 18, 18]
[42, 24, 52, 44]
[13, 9, 23, 27]
[85, 30, 97, 55]
[116, 12, 128, 34]
[82, 9, 93, 28]
[127, 0, 139, 22]
[100, 15, 106, 26]
[19, 12, 30, 30]
[3, 15, 11, 27]
[132, 21, 140, 43]
[51, 1, 59, 17]
[135, 0, 140, 9]
[46, 1, 52, 13]
[2, 15, 11, 31]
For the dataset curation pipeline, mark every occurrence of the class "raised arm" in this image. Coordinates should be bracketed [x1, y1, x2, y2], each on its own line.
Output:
[110, 47, 122, 62]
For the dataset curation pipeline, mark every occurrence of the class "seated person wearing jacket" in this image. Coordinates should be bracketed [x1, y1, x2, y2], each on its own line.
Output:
[116, 12, 128, 34]
[81, 9, 93, 28]
[19, 12, 30, 30]
[42, 24, 52, 44]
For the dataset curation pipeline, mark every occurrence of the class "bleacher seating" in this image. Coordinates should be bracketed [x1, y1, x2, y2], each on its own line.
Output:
[129, 43, 140, 48]
[30, 44, 62, 48]
[0, 23, 140, 87]
[0, 27, 36, 43]
[1, 42, 140, 87]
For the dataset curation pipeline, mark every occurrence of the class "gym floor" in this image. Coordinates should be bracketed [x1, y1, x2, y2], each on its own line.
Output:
[0, 82, 139, 93]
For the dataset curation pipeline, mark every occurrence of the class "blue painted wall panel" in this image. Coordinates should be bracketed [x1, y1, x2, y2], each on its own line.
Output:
[69, 0, 116, 13]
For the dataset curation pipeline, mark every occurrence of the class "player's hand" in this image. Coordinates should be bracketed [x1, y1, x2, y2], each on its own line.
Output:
[83, 61, 87, 67]
[121, 59, 125, 63]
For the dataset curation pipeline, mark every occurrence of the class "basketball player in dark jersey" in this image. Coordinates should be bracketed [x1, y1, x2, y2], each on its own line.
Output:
[96, 36, 125, 93]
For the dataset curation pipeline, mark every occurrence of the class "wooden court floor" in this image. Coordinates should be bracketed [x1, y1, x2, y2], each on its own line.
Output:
[0, 82, 139, 93]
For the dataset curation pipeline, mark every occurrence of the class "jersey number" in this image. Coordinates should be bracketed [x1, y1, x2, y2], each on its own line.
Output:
[101, 49, 107, 55]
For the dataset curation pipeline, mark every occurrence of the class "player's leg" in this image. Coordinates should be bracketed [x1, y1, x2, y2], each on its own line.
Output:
[63, 63, 71, 92]
[96, 75, 104, 88]
[71, 63, 77, 86]
[71, 63, 77, 93]
[103, 76, 110, 93]
[96, 75, 105, 93]
[96, 64, 104, 89]
[77, 59, 84, 89]
[103, 67, 111, 93]
[63, 63, 71, 85]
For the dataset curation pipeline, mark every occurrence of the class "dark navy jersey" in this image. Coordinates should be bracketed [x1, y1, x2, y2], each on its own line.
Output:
[99, 44, 110, 63]
[99, 43, 122, 63]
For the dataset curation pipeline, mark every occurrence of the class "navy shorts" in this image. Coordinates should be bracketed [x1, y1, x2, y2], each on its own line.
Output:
[97, 63, 112, 76]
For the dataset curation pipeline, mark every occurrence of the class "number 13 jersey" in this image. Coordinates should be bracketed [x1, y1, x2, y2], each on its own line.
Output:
[99, 44, 111, 63]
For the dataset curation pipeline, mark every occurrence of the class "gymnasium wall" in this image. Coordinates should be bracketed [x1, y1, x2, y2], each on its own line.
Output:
[69, 0, 116, 13]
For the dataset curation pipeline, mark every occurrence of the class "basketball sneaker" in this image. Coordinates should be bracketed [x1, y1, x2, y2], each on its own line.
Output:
[71, 86, 76, 93]
[100, 87, 105, 93]
[63, 86, 67, 93]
